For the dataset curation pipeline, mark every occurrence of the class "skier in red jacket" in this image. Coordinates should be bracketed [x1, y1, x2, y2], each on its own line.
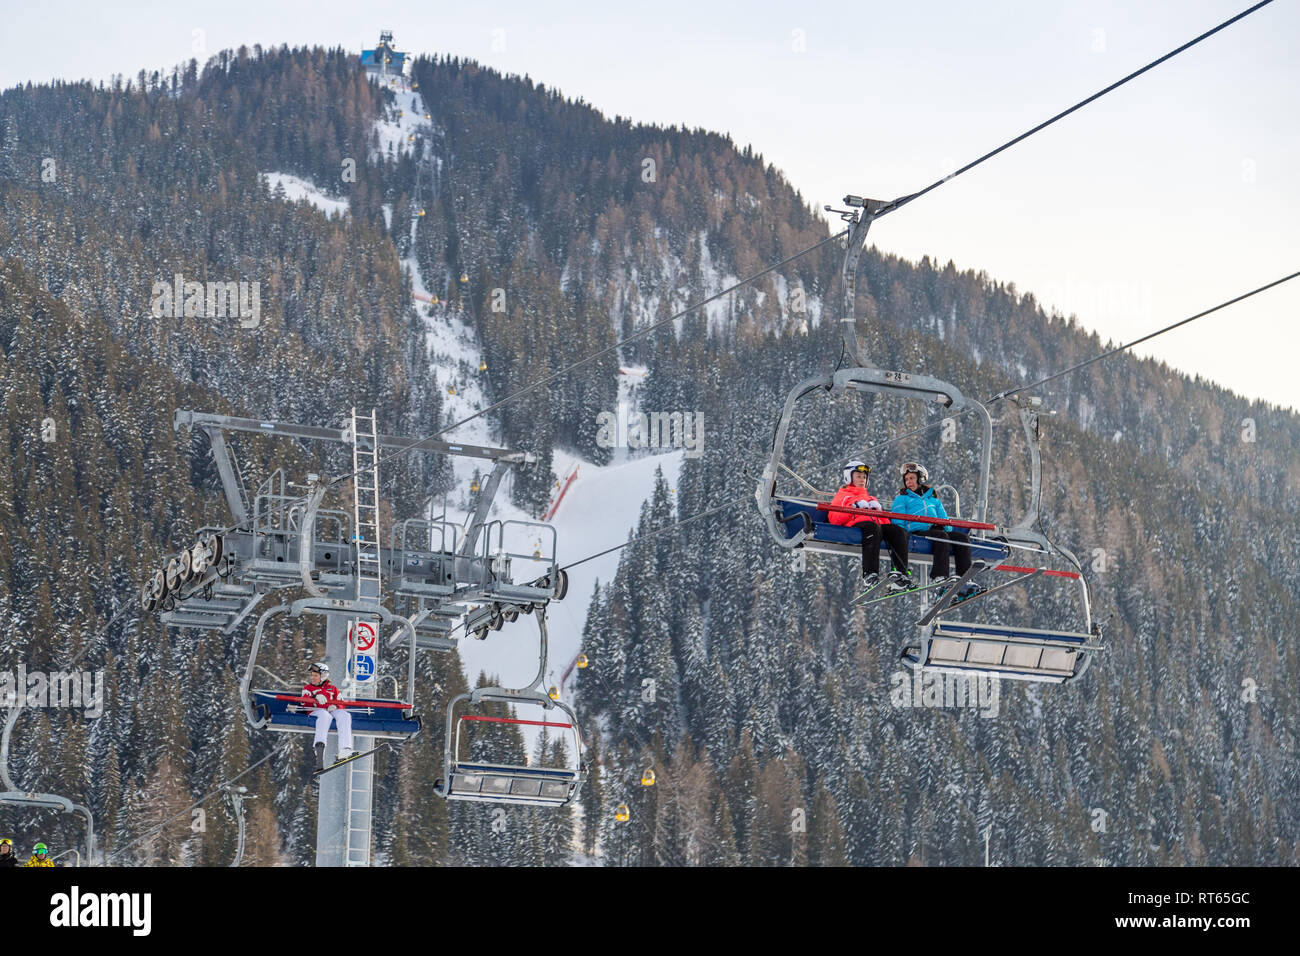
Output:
[829, 460, 911, 593]
[304, 662, 354, 771]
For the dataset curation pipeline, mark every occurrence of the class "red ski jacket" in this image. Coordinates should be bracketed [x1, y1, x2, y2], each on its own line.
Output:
[303, 680, 342, 710]
[828, 484, 889, 527]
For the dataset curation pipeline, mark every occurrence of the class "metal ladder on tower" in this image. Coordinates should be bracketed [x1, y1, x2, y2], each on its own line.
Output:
[346, 406, 383, 866]
[351, 406, 383, 608]
[344, 753, 375, 866]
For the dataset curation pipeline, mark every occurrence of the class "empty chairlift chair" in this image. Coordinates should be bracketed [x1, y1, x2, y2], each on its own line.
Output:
[434, 606, 586, 806]
[435, 689, 586, 807]
[902, 564, 1102, 684]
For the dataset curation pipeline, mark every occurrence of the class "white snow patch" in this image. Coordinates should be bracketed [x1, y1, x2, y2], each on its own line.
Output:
[261, 172, 349, 218]
[419, 442, 685, 756]
[371, 81, 429, 162]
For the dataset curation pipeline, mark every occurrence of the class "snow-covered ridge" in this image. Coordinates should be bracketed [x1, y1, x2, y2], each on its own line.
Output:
[260, 172, 349, 218]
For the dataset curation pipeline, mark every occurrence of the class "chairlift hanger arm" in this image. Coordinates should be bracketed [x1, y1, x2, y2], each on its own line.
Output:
[457, 460, 510, 558]
[175, 410, 529, 463]
[837, 197, 890, 369]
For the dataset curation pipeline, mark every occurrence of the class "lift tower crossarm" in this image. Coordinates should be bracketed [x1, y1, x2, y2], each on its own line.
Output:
[174, 411, 532, 463]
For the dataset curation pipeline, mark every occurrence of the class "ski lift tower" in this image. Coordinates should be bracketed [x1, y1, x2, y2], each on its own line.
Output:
[143, 408, 568, 865]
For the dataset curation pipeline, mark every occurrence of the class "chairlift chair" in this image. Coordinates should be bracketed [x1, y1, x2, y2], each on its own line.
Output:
[755, 195, 998, 569]
[756, 194, 1101, 682]
[434, 607, 587, 807]
[1, 701, 95, 864]
[240, 598, 422, 740]
[898, 393, 1103, 683]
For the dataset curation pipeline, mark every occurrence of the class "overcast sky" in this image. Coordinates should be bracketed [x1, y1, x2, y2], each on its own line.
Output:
[4, 0, 1297, 410]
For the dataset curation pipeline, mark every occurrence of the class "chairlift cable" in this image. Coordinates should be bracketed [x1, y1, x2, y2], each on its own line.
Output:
[870, 0, 1277, 221]
[989, 269, 1300, 404]
[832, 268, 1300, 468]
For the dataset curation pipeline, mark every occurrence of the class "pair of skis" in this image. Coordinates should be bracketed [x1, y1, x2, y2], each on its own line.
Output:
[313, 742, 390, 777]
[851, 575, 945, 606]
[851, 561, 991, 616]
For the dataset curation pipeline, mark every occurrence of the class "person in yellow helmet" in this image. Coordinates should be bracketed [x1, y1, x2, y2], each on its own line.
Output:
[23, 842, 54, 867]
[0, 838, 17, 868]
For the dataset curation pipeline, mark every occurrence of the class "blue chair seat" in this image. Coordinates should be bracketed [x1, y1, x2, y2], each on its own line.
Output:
[252, 690, 420, 738]
[774, 498, 1008, 562]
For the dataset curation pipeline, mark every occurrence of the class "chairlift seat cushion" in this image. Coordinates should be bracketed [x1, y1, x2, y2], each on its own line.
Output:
[441, 762, 580, 806]
[775, 498, 1007, 561]
[252, 690, 420, 737]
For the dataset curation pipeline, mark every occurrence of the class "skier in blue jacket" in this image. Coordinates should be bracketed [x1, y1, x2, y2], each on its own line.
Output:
[891, 462, 985, 598]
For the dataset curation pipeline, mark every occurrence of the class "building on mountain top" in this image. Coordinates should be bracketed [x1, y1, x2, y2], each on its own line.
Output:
[360, 31, 406, 78]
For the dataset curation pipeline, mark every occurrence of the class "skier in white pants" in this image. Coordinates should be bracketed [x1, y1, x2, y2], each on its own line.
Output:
[303, 661, 353, 771]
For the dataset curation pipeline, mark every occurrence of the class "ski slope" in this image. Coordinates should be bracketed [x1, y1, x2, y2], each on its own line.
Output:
[454, 446, 686, 691]
[384, 89, 685, 753]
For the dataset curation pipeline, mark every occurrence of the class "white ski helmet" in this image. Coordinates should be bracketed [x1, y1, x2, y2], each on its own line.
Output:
[311, 661, 329, 677]
[899, 461, 930, 484]
[842, 460, 870, 485]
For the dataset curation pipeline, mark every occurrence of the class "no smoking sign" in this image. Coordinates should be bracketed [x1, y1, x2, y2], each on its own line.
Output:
[350, 620, 377, 651]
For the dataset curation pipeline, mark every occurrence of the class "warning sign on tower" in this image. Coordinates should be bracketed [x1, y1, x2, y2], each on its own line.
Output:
[348, 620, 379, 683]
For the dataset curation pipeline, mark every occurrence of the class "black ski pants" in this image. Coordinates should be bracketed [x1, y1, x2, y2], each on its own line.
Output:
[928, 530, 973, 578]
[858, 521, 909, 575]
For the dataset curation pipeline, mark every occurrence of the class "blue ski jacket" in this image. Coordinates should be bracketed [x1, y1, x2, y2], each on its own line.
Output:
[890, 487, 952, 533]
